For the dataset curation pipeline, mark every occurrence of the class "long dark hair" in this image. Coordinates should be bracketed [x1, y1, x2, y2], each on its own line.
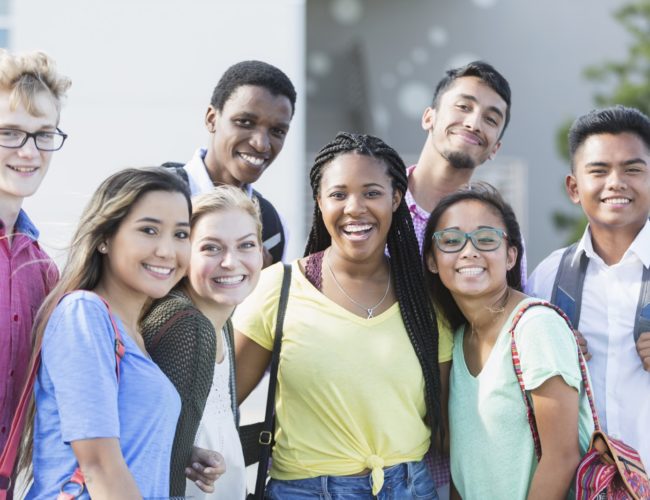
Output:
[422, 182, 523, 332]
[306, 131, 443, 446]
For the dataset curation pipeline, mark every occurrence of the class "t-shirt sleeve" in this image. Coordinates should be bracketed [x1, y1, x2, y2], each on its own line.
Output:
[515, 305, 581, 392]
[437, 316, 454, 363]
[232, 262, 285, 351]
[40, 292, 121, 443]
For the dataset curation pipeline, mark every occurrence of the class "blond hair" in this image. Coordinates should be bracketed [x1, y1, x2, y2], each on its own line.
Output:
[0, 49, 71, 117]
[191, 185, 262, 242]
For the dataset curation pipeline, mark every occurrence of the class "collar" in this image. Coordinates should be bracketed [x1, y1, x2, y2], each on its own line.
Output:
[184, 148, 253, 198]
[573, 219, 650, 268]
[404, 164, 430, 220]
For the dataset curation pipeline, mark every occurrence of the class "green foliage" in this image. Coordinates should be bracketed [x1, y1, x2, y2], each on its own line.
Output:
[553, 0, 650, 243]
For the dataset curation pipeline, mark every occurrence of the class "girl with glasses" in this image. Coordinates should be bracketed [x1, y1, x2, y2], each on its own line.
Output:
[421, 182, 594, 500]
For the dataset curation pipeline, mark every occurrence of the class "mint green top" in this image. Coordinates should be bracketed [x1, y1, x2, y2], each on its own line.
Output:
[449, 298, 594, 500]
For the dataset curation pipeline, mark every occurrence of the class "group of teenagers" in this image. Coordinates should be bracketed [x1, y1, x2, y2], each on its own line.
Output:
[0, 46, 648, 500]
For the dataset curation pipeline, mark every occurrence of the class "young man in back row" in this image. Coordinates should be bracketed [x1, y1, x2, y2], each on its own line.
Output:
[0, 50, 69, 461]
[527, 106, 650, 468]
[172, 60, 296, 266]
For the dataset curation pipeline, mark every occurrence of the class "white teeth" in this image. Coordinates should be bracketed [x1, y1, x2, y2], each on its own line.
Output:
[343, 224, 372, 233]
[143, 264, 173, 276]
[9, 165, 38, 173]
[239, 153, 265, 166]
[457, 267, 484, 276]
[214, 275, 245, 284]
[603, 198, 630, 204]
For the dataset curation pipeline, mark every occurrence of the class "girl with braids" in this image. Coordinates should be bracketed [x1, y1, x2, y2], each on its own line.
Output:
[421, 183, 593, 500]
[19, 168, 222, 499]
[234, 132, 451, 499]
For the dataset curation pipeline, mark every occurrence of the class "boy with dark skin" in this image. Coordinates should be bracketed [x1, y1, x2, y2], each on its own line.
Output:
[180, 60, 296, 267]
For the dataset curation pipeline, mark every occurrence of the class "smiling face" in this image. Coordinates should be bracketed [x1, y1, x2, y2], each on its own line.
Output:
[101, 190, 190, 302]
[0, 89, 59, 205]
[317, 153, 401, 262]
[203, 84, 293, 187]
[567, 132, 650, 237]
[423, 76, 507, 170]
[186, 207, 263, 310]
[426, 199, 516, 301]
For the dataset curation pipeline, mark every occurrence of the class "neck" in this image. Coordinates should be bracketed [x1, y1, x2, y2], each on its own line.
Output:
[453, 285, 518, 338]
[185, 285, 234, 333]
[326, 245, 389, 279]
[411, 142, 475, 213]
[589, 222, 645, 266]
[0, 196, 24, 247]
[202, 145, 243, 188]
[93, 283, 147, 334]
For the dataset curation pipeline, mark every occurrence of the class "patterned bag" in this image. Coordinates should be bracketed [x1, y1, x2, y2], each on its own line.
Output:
[509, 301, 650, 500]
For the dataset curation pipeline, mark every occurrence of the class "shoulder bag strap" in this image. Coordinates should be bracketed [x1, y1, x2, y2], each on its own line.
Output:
[634, 265, 650, 342]
[508, 300, 601, 462]
[550, 243, 589, 329]
[251, 263, 292, 500]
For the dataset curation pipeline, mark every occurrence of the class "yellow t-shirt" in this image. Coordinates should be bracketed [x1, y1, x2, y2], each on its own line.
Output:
[233, 261, 453, 491]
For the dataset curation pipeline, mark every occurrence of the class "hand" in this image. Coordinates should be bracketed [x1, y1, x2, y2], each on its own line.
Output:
[185, 446, 226, 493]
[574, 329, 591, 361]
[636, 332, 650, 372]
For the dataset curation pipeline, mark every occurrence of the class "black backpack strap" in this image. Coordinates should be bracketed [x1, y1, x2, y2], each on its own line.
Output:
[550, 243, 589, 329]
[634, 265, 650, 342]
[252, 189, 285, 264]
[250, 263, 292, 500]
[161, 161, 189, 185]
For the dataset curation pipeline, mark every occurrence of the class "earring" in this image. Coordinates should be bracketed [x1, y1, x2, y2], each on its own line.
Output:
[98, 243, 108, 254]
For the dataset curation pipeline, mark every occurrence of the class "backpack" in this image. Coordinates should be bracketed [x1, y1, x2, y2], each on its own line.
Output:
[550, 242, 650, 341]
[161, 162, 286, 264]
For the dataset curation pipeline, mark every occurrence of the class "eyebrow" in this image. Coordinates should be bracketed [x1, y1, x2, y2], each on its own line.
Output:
[135, 217, 190, 227]
[585, 158, 647, 167]
[0, 124, 57, 131]
[328, 182, 386, 189]
[200, 233, 257, 243]
[458, 94, 505, 119]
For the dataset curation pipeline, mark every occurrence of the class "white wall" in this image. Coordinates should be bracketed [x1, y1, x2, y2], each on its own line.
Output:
[15, 0, 306, 262]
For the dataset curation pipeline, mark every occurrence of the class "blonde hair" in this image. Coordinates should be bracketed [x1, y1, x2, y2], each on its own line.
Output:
[0, 49, 71, 117]
[191, 185, 262, 242]
[17, 167, 191, 481]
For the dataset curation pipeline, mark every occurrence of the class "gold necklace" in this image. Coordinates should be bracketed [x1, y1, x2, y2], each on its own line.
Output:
[325, 250, 391, 319]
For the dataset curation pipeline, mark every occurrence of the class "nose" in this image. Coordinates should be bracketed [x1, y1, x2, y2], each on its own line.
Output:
[220, 248, 236, 269]
[343, 194, 367, 215]
[250, 129, 271, 153]
[458, 236, 480, 259]
[154, 234, 176, 260]
[606, 169, 627, 191]
[463, 110, 481, 131]
[17, 136, 39, 158]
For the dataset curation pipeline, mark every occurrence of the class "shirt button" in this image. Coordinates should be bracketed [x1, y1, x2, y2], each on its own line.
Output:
[1, 427, 5, 434]
[12, 314, 18, 322]
[9, 370, 14, 376]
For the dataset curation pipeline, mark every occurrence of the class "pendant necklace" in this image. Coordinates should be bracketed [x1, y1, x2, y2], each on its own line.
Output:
[325, 250, 391, 319]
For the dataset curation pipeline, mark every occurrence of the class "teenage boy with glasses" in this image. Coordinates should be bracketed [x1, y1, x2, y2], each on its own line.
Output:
[0, 49, 70, 463]
[527, 105, 650, 468]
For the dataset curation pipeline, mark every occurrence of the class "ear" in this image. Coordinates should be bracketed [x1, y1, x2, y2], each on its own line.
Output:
[565, 173, 581, 205]
[392, 189, 403, 212]
[205, 105, 218, 133]
[487, 140, 502, 161]
[506, 244, 517, 271]
[426, 252, 438, 274]
[421, 106, 436, 132]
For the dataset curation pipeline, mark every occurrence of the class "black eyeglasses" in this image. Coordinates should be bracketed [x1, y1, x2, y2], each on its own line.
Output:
[432, 227, 508, 253]
[0, 128, 68, 151]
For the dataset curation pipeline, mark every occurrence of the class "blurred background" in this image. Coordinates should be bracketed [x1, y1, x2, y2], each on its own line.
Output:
[10, 0, 644, 270]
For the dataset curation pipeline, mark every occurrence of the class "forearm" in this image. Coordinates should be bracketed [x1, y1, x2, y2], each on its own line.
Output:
[527, 453, 579, 500]
[80, 460, 141, 499]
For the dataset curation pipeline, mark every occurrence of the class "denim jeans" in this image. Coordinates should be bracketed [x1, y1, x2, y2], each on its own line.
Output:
[265, 460, 438, 499]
